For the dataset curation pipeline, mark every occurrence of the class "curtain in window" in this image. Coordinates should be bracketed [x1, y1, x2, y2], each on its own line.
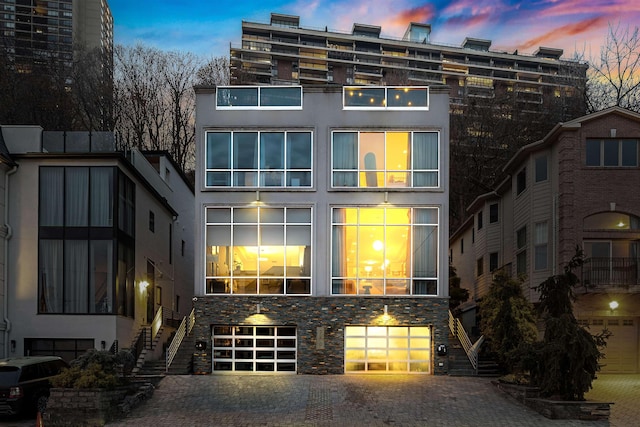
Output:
[331, 209, 347, 277]
[332, 132, 358, 186]
[65, 168, 89, 226]
[65, 240, 88, 313]
[40, 167, 63, 226]
[39, 240, 63, 312]
[412, 132, 438, 187]
[412, 209, 438, 279]
[90, 240, 113, 313]
[90, 168, 113, 226]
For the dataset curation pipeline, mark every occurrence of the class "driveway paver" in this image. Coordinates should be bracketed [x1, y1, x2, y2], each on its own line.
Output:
[108, 374, 617, 427]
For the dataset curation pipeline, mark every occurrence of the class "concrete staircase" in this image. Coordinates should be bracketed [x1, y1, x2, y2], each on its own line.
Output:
[136, 331, 194, 376]
[447, 331, 501, 377]
[448, 331, 476, 376]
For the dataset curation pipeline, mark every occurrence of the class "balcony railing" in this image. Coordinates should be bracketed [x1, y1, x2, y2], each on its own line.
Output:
[581, 257, 640, 289]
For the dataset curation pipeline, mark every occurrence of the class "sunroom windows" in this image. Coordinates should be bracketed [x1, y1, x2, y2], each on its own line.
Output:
[205, 207, 312, 295]
[205, 131, 312, 188]
[332, 131, 439, 188]
[331, 207, 439, 296]
[343, 87, 429, 109]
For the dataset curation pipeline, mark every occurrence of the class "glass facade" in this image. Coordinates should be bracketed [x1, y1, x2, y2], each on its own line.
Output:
[205, 131, 312, 187]
[205, 207, 312, 295]
[331, 207, 439, 296]
[332, 131, 439, 188]
[38, 166, 135, 315]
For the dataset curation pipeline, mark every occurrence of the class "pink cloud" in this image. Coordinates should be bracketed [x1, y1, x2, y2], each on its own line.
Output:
[390, 4, 435, 25]
[517, 16, 609, 50]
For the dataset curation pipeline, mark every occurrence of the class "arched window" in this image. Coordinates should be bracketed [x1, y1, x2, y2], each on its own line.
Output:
[583, 212, 640, 230]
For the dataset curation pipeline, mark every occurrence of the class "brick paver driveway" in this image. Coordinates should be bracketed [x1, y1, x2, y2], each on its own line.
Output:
[107, 374, 629, 427]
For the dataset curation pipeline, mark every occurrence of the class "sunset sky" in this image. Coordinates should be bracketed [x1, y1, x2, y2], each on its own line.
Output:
[108, 0, 640, 60]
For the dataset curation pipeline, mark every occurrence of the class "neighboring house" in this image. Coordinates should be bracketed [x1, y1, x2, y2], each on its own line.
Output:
[0, 126, 194, 361]
[0, 129, 17, 357]
[192, 84, 450, 375]
[450, 107, 640, 373]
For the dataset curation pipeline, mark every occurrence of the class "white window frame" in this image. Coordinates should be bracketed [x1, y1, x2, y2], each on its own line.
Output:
[204, 130, 313, 188]
[330, 206, 440, 296]
[331, 130, 440, 189]
[204, 206, 313, 296]
[343, 86, 430, 110]
[216, 86, 303, 110]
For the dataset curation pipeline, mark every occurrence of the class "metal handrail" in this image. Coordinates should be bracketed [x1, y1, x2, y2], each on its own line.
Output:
[166, 308, 195, 371]
[151, 306, 165, 340]
[448, 310, 482, 372]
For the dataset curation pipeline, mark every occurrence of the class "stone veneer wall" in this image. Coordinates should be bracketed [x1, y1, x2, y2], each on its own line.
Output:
[192, 296, 450, 375]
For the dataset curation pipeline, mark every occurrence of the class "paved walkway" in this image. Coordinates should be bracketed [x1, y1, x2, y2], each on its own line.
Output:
[2, 374, 634, 426]
[106, 374, 634, 427]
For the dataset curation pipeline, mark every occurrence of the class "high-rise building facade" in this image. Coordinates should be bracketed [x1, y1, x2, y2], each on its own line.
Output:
[0, 0, 112, 67]
[231, 13, 586, 107]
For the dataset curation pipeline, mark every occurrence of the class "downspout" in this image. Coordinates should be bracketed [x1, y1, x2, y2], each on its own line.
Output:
[3, 165, 18, 359]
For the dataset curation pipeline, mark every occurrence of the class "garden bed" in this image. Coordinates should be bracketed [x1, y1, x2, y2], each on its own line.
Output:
[493, 381, 612, 420]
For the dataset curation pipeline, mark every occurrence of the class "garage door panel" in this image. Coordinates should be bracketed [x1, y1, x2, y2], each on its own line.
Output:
[345, 325, 431, 373]
[583, 318, 638, 374]
[213, 325, 297, 373]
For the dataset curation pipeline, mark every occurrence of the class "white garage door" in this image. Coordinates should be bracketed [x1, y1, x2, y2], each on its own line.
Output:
[586, 318, 638, 373]
[212, 325, 297, 373]
[345, 326, 431, 373]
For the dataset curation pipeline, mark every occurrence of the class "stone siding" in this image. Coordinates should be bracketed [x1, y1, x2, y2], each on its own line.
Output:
[192, 296, 449, 375]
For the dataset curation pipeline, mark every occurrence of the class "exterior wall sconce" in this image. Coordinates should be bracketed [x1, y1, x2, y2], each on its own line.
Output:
[139, 280, 150, 291]
[10, 340, 15, 353]
[256, 303, 261, 314]
[195, 341, 207, 350]
[256, 190, 260, 201]
[384, 191, 388, 203]
[383, 304, 388, 315]
[609, 301, 619, 311]
[101, 340, 106, 351]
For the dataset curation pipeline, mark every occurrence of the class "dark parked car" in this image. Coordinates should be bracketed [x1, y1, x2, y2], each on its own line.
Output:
[0, 356, 68, 415]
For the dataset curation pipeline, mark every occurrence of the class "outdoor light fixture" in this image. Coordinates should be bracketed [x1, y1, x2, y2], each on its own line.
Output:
[139, 280, 150, 290]
[384, 191, 388, 203]
[101, 340, 106, 351]
[10, 340, 15, 353]
[256, 190, 260, 201]
[609, 301, 619, 311]
[384, 305, 388, 315]
[256, 303, 261, 314]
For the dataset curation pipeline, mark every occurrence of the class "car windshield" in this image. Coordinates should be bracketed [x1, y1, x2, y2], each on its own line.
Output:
[0, 367, 21, 387]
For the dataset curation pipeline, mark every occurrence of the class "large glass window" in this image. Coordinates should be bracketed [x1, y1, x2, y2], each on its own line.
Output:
[205, 207, 312, 295]
[38, 167, 134, 315]
[205, 131, 312, 188]
[331, 207, 439, 296]
[343, 87, 429, 109]
[216, 86, 302, 109]
[586, 139, 638, 167]
[332, 131, 439, 188]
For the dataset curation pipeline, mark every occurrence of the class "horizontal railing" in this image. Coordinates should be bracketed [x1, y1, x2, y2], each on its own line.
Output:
[582, 257, 640, 288]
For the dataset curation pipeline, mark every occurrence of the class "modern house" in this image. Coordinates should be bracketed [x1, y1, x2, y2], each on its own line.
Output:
[450, 107, 640, 373]
[0, 126, 194, 361]
[192, 85, 450, 374]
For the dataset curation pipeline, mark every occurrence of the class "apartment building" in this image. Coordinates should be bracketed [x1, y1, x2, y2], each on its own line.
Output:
[0, 127, 194, 361]
[193, 85, 450, 374]
[450, 107, 640, 373]
[230, 13, 585, 111]
[0, 0, 113, 69]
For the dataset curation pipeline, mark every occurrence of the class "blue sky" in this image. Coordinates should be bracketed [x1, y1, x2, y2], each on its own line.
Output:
[109, 0, 640, 59]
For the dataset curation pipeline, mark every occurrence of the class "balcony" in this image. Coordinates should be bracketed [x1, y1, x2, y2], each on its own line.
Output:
[581, 257, 640, 291]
